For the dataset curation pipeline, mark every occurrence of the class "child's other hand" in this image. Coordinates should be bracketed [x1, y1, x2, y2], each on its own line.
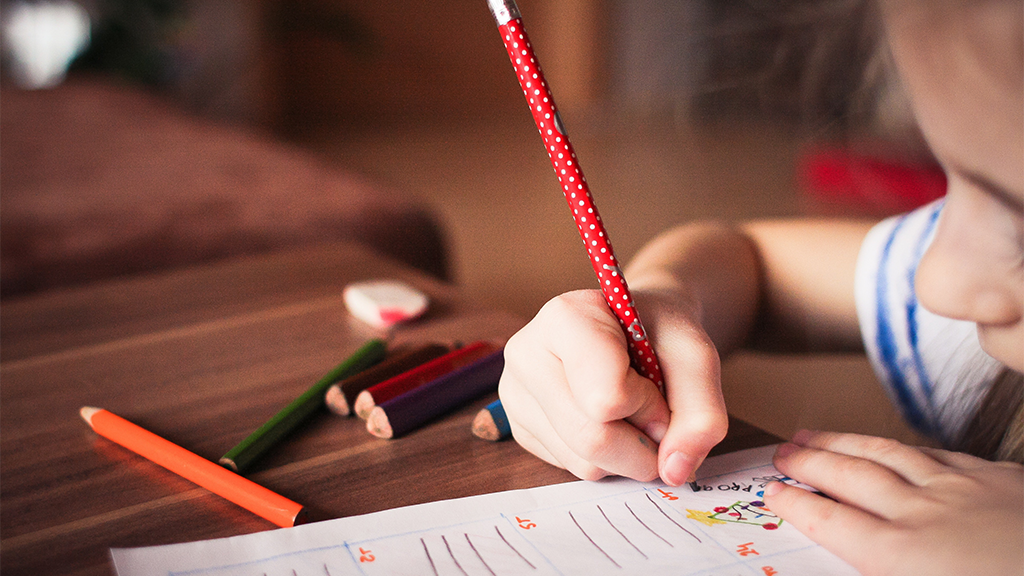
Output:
[765, 430, 1024, 575]
[498, 289, 728, 485]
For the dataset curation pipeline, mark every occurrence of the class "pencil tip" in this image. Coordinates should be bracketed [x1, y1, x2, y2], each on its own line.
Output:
[324, 384, 349, 417]
[79, 406, 100, 425]
[471, 409, 498, 441]
[366, 407, 393, 439]
[218, 457, 239, 472]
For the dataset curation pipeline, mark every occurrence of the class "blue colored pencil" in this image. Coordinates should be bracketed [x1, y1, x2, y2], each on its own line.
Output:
[472, 399, 512, 441]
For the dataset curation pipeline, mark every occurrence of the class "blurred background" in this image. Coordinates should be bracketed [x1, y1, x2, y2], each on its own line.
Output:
[1, 0, 946, 445]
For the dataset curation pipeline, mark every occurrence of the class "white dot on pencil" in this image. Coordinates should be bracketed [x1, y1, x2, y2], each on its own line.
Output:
[569, 177, 575, 182]
[614, 287, 619, 292]
[535, 90, 540, 95]
[580, 216, 585, 221]
[602, 248, 607, 254]
[522, 50, 527, 55]
[590, 224, 595, 230]
[567, 160, 573, 166]
[514, 42, 519, 48]
[578, 200, 584, 206]
[592, 240, 597, 246]
[625, 310, 631, 316]
[617, 304, 622, 309]
[555, 137, 561, 142]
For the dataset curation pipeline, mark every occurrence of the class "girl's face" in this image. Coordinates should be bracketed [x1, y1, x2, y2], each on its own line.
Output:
[884, 0, 1023, 371]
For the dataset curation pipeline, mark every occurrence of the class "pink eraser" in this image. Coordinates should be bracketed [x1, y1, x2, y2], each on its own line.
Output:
[343, 280, 429, 328]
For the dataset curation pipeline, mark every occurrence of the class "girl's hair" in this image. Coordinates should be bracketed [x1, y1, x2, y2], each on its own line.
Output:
[960, 369, 1024, 463]
[695, 0, 920, 144]
[701, 0, 1023, 462]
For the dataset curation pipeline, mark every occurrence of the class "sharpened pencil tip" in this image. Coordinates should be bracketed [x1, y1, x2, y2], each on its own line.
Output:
[80, 406, 100, 425]
[218, 457, 239, 472]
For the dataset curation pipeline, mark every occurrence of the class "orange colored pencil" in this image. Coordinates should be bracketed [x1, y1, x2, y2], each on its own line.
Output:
[80, 407, 306, 528]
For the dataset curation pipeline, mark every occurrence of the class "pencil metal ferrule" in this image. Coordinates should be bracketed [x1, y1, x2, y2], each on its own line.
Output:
[487, 0, 520, 26]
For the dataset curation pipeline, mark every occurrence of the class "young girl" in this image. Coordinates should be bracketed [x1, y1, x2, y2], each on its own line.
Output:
[497, 0, 1023, 573]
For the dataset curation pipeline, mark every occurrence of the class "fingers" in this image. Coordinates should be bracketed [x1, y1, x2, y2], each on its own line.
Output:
[772, 441, 918, 519]
[762, 480, 889, 571]
[499, 292, 663, 481]
[499, 289, 728, 486]
[791, 429, 946, 484]
[655, 322, 729, 486]
[917, 445, 995, 470]
[499, 363, 661, 481]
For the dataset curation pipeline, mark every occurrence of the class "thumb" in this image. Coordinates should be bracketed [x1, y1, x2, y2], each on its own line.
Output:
[656, 328, 729, 486]
[622, 368, 671, 444]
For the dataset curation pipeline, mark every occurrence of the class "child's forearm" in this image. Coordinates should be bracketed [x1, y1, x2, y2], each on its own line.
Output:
[626, 219, 873, 355]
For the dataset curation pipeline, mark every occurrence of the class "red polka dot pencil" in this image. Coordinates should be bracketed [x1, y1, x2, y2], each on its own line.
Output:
[486, 0, 664, 393]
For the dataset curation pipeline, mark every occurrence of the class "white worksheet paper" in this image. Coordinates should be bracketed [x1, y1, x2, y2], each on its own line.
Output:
[111, 445, 857, 575]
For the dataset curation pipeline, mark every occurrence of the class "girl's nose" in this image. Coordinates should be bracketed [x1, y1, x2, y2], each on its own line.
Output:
[915, 196, 1022, 327]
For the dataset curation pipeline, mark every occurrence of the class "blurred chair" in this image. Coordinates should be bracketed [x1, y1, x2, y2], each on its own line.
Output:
[1, 76, 450, 297]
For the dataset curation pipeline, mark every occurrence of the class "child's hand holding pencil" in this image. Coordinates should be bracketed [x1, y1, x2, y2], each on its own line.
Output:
[498, 287, 727, 486]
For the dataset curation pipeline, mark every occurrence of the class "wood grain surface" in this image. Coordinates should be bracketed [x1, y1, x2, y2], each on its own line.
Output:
[1, 241, 777, 575]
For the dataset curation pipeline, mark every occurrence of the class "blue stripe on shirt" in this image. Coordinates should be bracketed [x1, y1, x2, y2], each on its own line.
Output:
[876, 213, 932, 434]
[905, 202, 943, 403]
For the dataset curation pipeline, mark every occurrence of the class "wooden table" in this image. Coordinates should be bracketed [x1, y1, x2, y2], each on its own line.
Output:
[1, 241, 777, 575]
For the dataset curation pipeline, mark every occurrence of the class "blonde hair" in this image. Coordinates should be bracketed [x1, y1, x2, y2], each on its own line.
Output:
[696, 0, 920, 141]
[960, 369, 1024, 463]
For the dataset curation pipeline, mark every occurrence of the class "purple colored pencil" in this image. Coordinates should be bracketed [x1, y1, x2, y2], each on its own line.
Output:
[366, 349, 505, 439]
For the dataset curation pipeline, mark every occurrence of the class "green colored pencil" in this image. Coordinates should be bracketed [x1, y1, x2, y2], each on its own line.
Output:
[220, 338, 386, 473]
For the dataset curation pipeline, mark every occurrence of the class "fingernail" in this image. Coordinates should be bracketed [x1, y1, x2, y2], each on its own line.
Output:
[662, 451, 696, 487]
[775, 442, 799, 459]
[763, 481, 784, 497]
[791, 429, 814, 445]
